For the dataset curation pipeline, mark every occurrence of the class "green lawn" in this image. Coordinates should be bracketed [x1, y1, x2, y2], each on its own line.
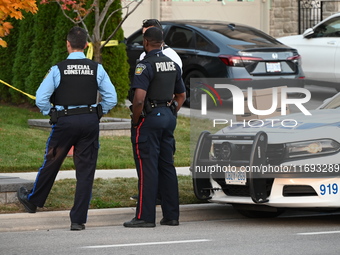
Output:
[0, 103, 196, 172]
[0, 175, 205, 213]
[0, 102, 219, 212]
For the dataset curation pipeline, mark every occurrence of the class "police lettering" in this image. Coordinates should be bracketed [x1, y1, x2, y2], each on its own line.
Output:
[155, 61, 176, 72]
[64, 64, 94, 75]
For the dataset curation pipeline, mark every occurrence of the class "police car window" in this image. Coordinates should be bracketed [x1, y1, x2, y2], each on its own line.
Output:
[320, 94, 340, 109]
[165, 27, 193, 49]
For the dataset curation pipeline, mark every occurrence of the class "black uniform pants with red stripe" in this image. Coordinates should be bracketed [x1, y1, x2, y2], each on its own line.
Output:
[28, 113, 99, 224]
[131, 107, 180, 223]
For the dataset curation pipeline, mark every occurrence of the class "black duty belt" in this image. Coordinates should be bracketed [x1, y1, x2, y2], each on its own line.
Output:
[151, 102, 171, 108]
[57, 106, 98, 117]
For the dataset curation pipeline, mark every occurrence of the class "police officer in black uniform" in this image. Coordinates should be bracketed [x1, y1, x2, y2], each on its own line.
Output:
[124, 27, 186, 228]
[17, 27, 117, 231]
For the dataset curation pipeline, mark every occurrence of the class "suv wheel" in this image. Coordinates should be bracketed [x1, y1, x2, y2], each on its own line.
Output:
[183, 70, 211, 109]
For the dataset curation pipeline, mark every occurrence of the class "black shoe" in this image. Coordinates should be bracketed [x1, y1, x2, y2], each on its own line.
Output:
[160, 218, 179, 226]
[17, 187, 37, 213]
[123, 218, 156, 228]
[70, 223, 85, 231]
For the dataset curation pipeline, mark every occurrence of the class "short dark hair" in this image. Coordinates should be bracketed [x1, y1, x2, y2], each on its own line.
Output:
[67, 27, 88, 50]
[142, 19, 162, 30]
[143, 27, 163, 45]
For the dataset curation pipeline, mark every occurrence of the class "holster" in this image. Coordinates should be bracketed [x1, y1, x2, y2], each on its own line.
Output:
[144, 98, 153, 114]
[170, 100, 178, 117]
[129, 98, 152, 116]
[96, 104, 103, 120]
[49, 107, 58, 125]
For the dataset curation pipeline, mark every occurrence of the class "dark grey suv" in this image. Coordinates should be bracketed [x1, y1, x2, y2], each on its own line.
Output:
[125, 20, 305, 107]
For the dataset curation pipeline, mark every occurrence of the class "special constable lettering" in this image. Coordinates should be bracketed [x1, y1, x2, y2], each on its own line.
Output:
[64, 65, 94, 75]
[155, 61, 176, 72]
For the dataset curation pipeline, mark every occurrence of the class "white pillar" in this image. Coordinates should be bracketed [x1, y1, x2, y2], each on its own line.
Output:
[151, 0, 160, 20]
[260, 0, 271, 34]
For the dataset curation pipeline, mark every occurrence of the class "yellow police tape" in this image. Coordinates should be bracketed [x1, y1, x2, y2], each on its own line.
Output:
[1, 40, 118, 100]
[86, 40, 118, 59]
[0, 79, 36, 100]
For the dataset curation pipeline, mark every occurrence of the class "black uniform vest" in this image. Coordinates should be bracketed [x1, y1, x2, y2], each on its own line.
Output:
[144, 54, 177, 102]
[52, 59, 98, 106]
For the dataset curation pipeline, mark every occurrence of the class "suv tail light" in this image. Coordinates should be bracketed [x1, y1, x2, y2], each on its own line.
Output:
[219, 55, 263, 67]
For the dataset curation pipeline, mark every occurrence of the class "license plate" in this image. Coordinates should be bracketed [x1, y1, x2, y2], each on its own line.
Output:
[266, 62, 281, 72]
[225, 168, 246, 185]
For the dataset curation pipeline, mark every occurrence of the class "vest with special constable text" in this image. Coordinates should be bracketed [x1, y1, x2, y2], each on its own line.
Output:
[144, 54, 177, 102]
[52, 59, 98, 106]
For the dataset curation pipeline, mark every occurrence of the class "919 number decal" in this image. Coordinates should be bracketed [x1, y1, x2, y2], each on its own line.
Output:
[320, 183, 338, 195]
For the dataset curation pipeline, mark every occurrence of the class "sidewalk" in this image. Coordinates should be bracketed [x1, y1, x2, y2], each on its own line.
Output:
[0, 167, 196, 232]
[0, 202, 236, 232]
[0, 167, 191, 181]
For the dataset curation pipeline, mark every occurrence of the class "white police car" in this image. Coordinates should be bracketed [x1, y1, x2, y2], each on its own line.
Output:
[192, 92, 340, 217]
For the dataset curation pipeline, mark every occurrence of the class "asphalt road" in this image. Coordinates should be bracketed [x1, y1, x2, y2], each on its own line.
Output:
[1, 204, 340, 255]
[1, 85, 339, 255]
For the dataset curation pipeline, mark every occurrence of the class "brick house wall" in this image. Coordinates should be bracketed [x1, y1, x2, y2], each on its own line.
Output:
[123, 0, 340, 38]
[270, 0, 340, 38]
[270, 0, 299, 37]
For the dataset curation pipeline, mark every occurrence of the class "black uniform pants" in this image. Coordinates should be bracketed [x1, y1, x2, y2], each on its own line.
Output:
[131, 107, 179, 223]
[28, 113, 99, 224]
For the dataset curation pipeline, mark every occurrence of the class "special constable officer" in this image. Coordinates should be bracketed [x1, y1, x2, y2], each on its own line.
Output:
[124, 27, 186, 228]
[17, 26, 117, 231]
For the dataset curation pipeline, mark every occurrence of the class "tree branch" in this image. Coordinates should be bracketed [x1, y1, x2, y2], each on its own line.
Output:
[101, 0, 144, 48]
[54, 1, 78, 24]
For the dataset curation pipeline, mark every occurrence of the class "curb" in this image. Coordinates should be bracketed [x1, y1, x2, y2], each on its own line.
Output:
[0, 203, 239, 232]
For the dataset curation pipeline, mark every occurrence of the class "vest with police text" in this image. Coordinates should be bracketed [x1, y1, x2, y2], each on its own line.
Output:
[52, 59, 98, 106]
[144, 54, 177, 102]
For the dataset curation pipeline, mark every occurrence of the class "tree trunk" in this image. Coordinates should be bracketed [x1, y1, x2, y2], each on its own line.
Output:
[92, 0, 102, 64]
[93, 41, 102, 63]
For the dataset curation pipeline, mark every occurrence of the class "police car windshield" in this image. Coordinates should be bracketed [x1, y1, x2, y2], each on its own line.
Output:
[319, 94, 340, 109]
